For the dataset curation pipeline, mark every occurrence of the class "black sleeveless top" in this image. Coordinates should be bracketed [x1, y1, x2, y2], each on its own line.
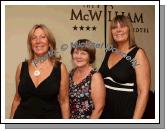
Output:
[99, 46, 139, 119]
[13, 61, 62, 119]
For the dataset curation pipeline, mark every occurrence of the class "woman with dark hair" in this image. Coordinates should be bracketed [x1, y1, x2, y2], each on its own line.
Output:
[69, 39, 105, 119]
[99, 15, 151, 119]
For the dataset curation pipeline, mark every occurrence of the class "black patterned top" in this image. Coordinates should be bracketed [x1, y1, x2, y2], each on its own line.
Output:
[69, 68, 96, 119]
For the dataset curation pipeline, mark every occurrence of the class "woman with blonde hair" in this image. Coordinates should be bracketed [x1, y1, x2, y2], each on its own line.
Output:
[10, 24, 70, 119]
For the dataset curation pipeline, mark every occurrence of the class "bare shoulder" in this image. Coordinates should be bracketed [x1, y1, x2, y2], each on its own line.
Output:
[16, 62, 22, 75]
[60, 63, 68, 74]
[61, 63, 67, 69]
[91, 72, 105, 91]
[135, 48, 148, 60]
[15, 62, 23, 86]
[60, 63, 66, 69]
[135, 48, 150, 68]
[17, 62, 22, 69]
[92, 72, 103, 81]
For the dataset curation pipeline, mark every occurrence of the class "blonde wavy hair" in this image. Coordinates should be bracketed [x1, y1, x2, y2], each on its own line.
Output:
[27, 24, 60, 63]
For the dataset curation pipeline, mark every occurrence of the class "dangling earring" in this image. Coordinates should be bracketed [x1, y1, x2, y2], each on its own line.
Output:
[48, 46, 55, 57]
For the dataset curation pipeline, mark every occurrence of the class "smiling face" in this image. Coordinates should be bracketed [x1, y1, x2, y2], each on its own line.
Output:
[31, 28, 49, 57]
[72, 49, 90, 68]
[111, 22, 129, 44]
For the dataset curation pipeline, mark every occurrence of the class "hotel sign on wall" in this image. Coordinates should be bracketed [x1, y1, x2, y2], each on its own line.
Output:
[69, 5, 149, 33]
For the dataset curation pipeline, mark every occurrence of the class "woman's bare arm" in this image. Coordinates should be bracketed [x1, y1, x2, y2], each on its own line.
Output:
[59, 63, 70, 119]
[90, 72, 106, 119]
[9, 63, 22, 118]
[133, 49, 151, 119]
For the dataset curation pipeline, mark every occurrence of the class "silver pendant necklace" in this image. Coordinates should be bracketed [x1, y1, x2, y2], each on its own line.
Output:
[34, 69, 40, 76]
[32, 61, 41, 77]
[31, 49, 55, 77]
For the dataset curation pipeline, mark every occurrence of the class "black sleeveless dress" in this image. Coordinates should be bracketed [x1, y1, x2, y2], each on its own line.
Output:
[13, 61, 62, 119]
[99, 46, 139, 119]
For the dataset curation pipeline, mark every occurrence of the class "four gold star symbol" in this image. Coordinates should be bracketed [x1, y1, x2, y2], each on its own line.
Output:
[73, 25, 97, 31]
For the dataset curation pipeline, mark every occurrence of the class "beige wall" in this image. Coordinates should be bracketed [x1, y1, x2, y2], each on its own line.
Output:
[5, 5, 155, 118]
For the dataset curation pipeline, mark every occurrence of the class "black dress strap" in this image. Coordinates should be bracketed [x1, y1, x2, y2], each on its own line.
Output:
[53, 61, 62, 86]
[57, 61, 62, 81]
[19, 60, 28, 81]
[128, 46, 139, 58]
[125, 46, 139, 68]
[99, 51, 111, 72]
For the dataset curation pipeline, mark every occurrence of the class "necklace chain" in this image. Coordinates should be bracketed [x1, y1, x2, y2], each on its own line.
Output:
[32, 50, 55, 66]
[31, 50, 55, 77]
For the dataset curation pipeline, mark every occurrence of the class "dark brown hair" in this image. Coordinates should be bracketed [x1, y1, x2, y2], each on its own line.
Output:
[71, 39, 96, 64]
[110, 15, 136, 48]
